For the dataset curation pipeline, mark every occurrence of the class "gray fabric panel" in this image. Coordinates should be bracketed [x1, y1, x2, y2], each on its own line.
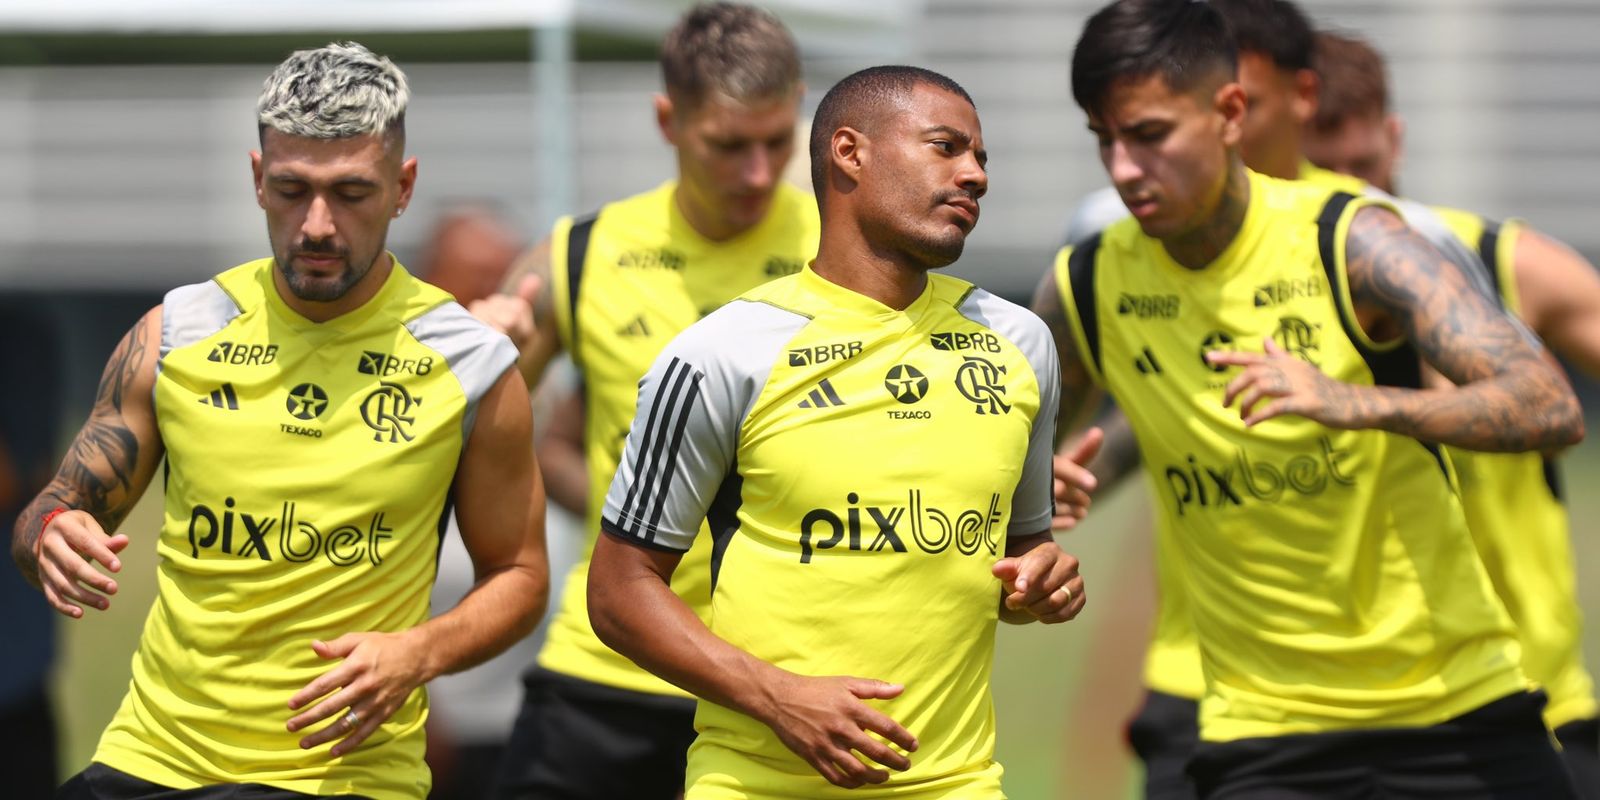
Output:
[958, 288, 1062, 537]
[1061, 186, 1128, 248]
[159, 280, 240, 365]
[1372, 189, 1542, 349]
[406, 302, 520, 441]
[602, 298, 810, 552]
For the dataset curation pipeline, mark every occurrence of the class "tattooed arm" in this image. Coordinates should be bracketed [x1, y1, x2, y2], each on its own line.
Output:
[11, 308, 165, 616]
[1210, 205, 1583, 452]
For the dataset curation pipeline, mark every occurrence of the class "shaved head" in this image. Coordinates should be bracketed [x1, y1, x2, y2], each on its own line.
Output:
[809, 65, 975, 205]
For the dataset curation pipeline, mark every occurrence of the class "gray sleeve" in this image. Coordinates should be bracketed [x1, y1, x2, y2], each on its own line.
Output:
[1380, 192, 1499, 304]
[406, 302, 519, 439]
[1061, 186, 1130, 248]
[959, 290, 1061, 536]
[1375, 190, 1542, 347]
[601, 300, 809, 552]
[160, 280, 240, 362]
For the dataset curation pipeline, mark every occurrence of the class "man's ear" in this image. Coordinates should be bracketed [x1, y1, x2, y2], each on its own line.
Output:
[250, 150, 267, 210]
[1216, 82, 1247, 148]
[1385, 113, 1405, 163]
[1290, 67, 1320, 126]
[654, 93, 677, 147]
[829, 127, 867, 191]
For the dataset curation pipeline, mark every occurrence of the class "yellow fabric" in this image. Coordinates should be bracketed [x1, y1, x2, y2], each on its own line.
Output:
[1055, 171, 1526, 741]
[99, 259, 478, 799]
[1298, 159, 1368, 194]
[683, 269, 1041, 799]
[1138, 164, 1372, 703]
[539, 181, 820, 695]
[1433, 206, 1598, 728]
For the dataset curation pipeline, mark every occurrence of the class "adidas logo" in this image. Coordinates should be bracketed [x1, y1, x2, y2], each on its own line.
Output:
[198, 383, 240, 410]
[617, 316, 651, 337]
[1133, 347, 1163, 375]
[796, 378, 846, 409]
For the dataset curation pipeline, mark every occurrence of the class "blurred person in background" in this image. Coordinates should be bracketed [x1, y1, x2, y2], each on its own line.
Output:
[1040, 0, 1582, 796]
[469, 4, 821, 798]
[0, 299, 64, 798]
[12, 42, 548, 799]
[411, 204, 540, 800]
[588, 63, 1083, 799]
[1308, 30, 1600, 796]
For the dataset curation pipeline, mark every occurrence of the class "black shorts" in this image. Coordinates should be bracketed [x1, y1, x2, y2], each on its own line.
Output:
[491, 667, 698, 800]
[1556, 716, 1600, 799]
[56, 763, 370, 800]
[1127, 690, 1201, 800]
[1190, 691, 1579, 799]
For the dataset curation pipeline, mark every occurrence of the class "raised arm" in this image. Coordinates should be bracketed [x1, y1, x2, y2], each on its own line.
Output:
[287, 368, 549, 757]
[469, 236, 564, 387]
[1212, 205, 1583, 452]
[1512, 226, 1600, 379]
[12, 308, 165, 616]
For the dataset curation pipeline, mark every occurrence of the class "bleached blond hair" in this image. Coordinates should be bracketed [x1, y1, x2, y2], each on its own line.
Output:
[256, 42, 409, 141]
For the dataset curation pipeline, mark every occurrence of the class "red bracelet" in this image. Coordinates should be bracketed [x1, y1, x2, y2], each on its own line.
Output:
[37, 506, 69, 558]
[41, 505, 69, 531]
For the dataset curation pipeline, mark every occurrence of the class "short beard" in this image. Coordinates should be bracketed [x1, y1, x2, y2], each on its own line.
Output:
[274, 244, 372, 302]
[894, 223, 966, 271]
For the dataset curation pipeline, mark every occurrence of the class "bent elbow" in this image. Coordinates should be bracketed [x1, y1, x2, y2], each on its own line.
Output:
[1558, 400, 1586, 448]
[586, 577, 628, 656]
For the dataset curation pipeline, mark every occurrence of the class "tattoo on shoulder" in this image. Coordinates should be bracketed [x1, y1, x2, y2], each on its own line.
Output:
[1345, 205, 1517, 384]
[38, 315, 152, 531]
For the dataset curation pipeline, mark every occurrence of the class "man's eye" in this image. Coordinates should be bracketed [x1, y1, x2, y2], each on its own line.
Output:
[933, 140, 954, 153]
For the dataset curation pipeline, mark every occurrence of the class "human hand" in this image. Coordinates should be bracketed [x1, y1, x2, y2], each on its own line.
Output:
[1209, 337, 1350, 427]
[992, 540, 1085, 624]
[286, 631, 432, 757]
[1053, 427, 1102, 531]
[34, 509, 129, 618]
[468, 274, 542, 355]
[757, 672, 919, 789]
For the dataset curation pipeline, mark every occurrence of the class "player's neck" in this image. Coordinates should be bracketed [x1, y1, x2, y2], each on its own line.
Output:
[1257, 151, 1302, 181]
[673, 183, 758, 242]
[1161, 161, 1250, 271]
[812, 224, 929, 311]
[274, 252, 395, 323]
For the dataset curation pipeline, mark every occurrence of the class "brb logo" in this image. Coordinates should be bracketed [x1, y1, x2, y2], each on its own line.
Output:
[361, 381, 420, 443]
[930, 331, 1003, 353]
[799, 491, 1004, 563]
[955, 356, 1010, 415]
[1163, 437, 1356, 515]
[186, 498, 393, 566]
[358, 351, 434, 376]
[208, 342, 278, 366]
[789, 340, 863, 367]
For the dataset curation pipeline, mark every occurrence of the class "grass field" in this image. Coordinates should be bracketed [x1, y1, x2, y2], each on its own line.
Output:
[54, 438, 1600, 798]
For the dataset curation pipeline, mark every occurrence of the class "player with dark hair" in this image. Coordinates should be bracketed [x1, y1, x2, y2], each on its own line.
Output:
[1309, 29, 1600, 797]
[470, 4, 822, 798]
[16, 42, 549, 800]
[587, 64, 1087, 799]
[1039, 0, 1583, 796]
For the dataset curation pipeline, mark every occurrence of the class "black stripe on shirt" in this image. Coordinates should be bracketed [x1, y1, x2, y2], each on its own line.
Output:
[619, 357, 687, 533]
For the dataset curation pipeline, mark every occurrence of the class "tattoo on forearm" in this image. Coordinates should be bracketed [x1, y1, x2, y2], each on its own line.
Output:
[1343, 207, 1581, 451]
[12, 317, 150, 581]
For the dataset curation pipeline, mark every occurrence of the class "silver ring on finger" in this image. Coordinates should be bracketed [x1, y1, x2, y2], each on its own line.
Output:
[343, 709, 360, 728]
